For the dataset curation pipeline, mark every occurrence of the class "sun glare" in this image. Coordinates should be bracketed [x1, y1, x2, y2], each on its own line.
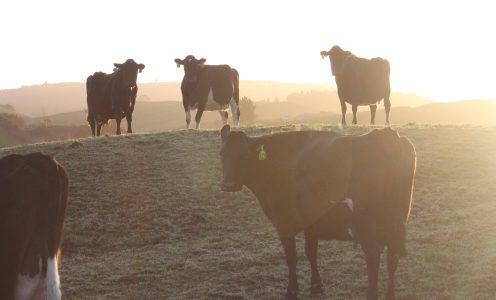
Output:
[1, 0, 495, 102]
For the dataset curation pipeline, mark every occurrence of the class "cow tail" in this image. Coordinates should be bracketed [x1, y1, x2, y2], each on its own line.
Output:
[394, 137, 416, 257]
[232, 69, 240, 118]
[36, 155, 68, 268]
[86, 75, 94, 122]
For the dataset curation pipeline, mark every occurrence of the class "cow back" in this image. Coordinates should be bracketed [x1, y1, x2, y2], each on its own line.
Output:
[336, 56, 390, 105]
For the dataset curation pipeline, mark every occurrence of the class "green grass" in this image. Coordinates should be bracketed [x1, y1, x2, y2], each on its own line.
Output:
[1, 124, 495, 299]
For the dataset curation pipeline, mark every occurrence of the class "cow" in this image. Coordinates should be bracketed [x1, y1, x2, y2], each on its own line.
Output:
[175, 55, 240, 129]
[86, 59, 145, 136]
[219, 125, 416, 300]
[320, 46, 391, 125]
[0, 152, 68, 300]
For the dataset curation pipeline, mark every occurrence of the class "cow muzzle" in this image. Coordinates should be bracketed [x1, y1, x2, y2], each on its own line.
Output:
[221, 182, 242, 192]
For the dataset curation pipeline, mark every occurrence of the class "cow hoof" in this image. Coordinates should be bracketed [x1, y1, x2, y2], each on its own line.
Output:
[310, 283, 323, 294]
[127, 130, 133, 134]
[285, 289, 298, 299]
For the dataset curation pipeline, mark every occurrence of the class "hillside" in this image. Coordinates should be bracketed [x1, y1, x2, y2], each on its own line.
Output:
[1, 125, 495, 299]
[0, 81, 430, 117]
[28, 100, 496, 134]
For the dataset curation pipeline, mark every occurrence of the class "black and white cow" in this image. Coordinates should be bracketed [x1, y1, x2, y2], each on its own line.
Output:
[175, 55, 240, 129]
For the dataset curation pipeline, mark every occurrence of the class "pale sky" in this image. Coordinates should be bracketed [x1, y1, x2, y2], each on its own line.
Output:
[2, 0, 495, 101]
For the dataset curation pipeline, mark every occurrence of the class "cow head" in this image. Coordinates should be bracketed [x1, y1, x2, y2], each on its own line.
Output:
[220, 125, 255, 192]
[174, 55, 206, 84]
[113, 59, 145, 88]
[320, 45, 351, 76]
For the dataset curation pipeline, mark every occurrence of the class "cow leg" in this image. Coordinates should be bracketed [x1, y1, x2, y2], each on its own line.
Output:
[195, 106, 205, 130]
[384, 96, 391, 125]
[114, 110, 122, 135]
[370, 105, 377, 125]
[126, 112, 133, 133]
[96, 123, 102, 136]
[340, 100, 347, 125]
[352, 104, 358, 125]
[363, 245, 381, 300]
[386, 247, 399, 300]
[185, 109, 192, 129]
[219, 110, 228, 125]
[304, 232, 323, 294]
[230, 98, 240, 127]
[280, 236, 298, 299]
[87, 113, 96, 137]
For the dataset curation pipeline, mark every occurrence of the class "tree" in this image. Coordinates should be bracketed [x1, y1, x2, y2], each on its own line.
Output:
[239, 96, 257, 125]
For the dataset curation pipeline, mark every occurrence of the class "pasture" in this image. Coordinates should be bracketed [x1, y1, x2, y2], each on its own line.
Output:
[1, 124, 495, 299]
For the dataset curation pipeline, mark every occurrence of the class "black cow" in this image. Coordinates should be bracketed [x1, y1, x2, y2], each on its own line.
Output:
[220, 125, 416, 299]
[321, 46, 391, 125]
[175, 55, 240, 129]
[0, 153, 68, 300]
[86, 59, 145, 136]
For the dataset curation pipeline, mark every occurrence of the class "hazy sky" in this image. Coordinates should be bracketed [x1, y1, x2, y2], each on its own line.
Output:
[2, 0, 495, 101]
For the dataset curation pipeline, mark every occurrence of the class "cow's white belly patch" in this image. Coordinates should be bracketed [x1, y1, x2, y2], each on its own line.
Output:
[205, 89, 229, 111]
[190, 89, 230, 112]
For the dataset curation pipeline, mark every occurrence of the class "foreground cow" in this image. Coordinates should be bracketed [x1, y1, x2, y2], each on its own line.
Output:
[175, 55, 240, 129]
[86, 59, 145, 136]
[321, 46, 391, 125]
[0, 153, 68, 300]
[220, 125, 416, 299]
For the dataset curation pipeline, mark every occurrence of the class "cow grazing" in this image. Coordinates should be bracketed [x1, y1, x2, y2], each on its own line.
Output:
[0, 153, 68, 300]
[219, 125, 416, 299]
[86, 59, 145, 136]
[175, 55, 240, 129]
[320, 46, 391, 125]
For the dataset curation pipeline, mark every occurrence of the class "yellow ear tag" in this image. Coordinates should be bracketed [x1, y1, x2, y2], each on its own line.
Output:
[258, 145, 267, 161]
[176, 63, 181, 68]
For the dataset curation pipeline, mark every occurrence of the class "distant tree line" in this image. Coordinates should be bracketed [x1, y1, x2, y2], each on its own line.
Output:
[239, 96, 257, 125]
[0, 112, 89, 147]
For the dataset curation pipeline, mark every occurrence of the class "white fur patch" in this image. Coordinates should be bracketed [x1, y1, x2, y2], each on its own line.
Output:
[15, 273, 41, 300]
[344, 197, 353, 212]
[219, 111, 228, 125]
[205, 89, 229, 111]
[42, 257, 61, 300]
[185, 111, 191, 128]
[15, 257, 41, 300]
[230, 98, 239, 127]
[15, 257, 61, 300]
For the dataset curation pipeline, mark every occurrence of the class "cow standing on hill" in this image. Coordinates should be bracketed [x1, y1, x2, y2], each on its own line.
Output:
[219, 125, 416, 299]
[0, 153, 68, 300]
[86, 59, 145, 136]
[321, 46, 391, 125]
[175, 55, 240, 129]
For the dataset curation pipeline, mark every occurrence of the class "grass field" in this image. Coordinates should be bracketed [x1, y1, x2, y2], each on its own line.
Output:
[1, 124, 495, 299]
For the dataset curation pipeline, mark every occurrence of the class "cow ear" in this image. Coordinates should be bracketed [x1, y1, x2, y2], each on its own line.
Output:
[175, 58, 183, 68]
[221, 124, 231, 143]
[114, 63, 124, 68]
[138, 63, 145, 73]
[320, 51, 329, 58]
[198, 58, 206, 68]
